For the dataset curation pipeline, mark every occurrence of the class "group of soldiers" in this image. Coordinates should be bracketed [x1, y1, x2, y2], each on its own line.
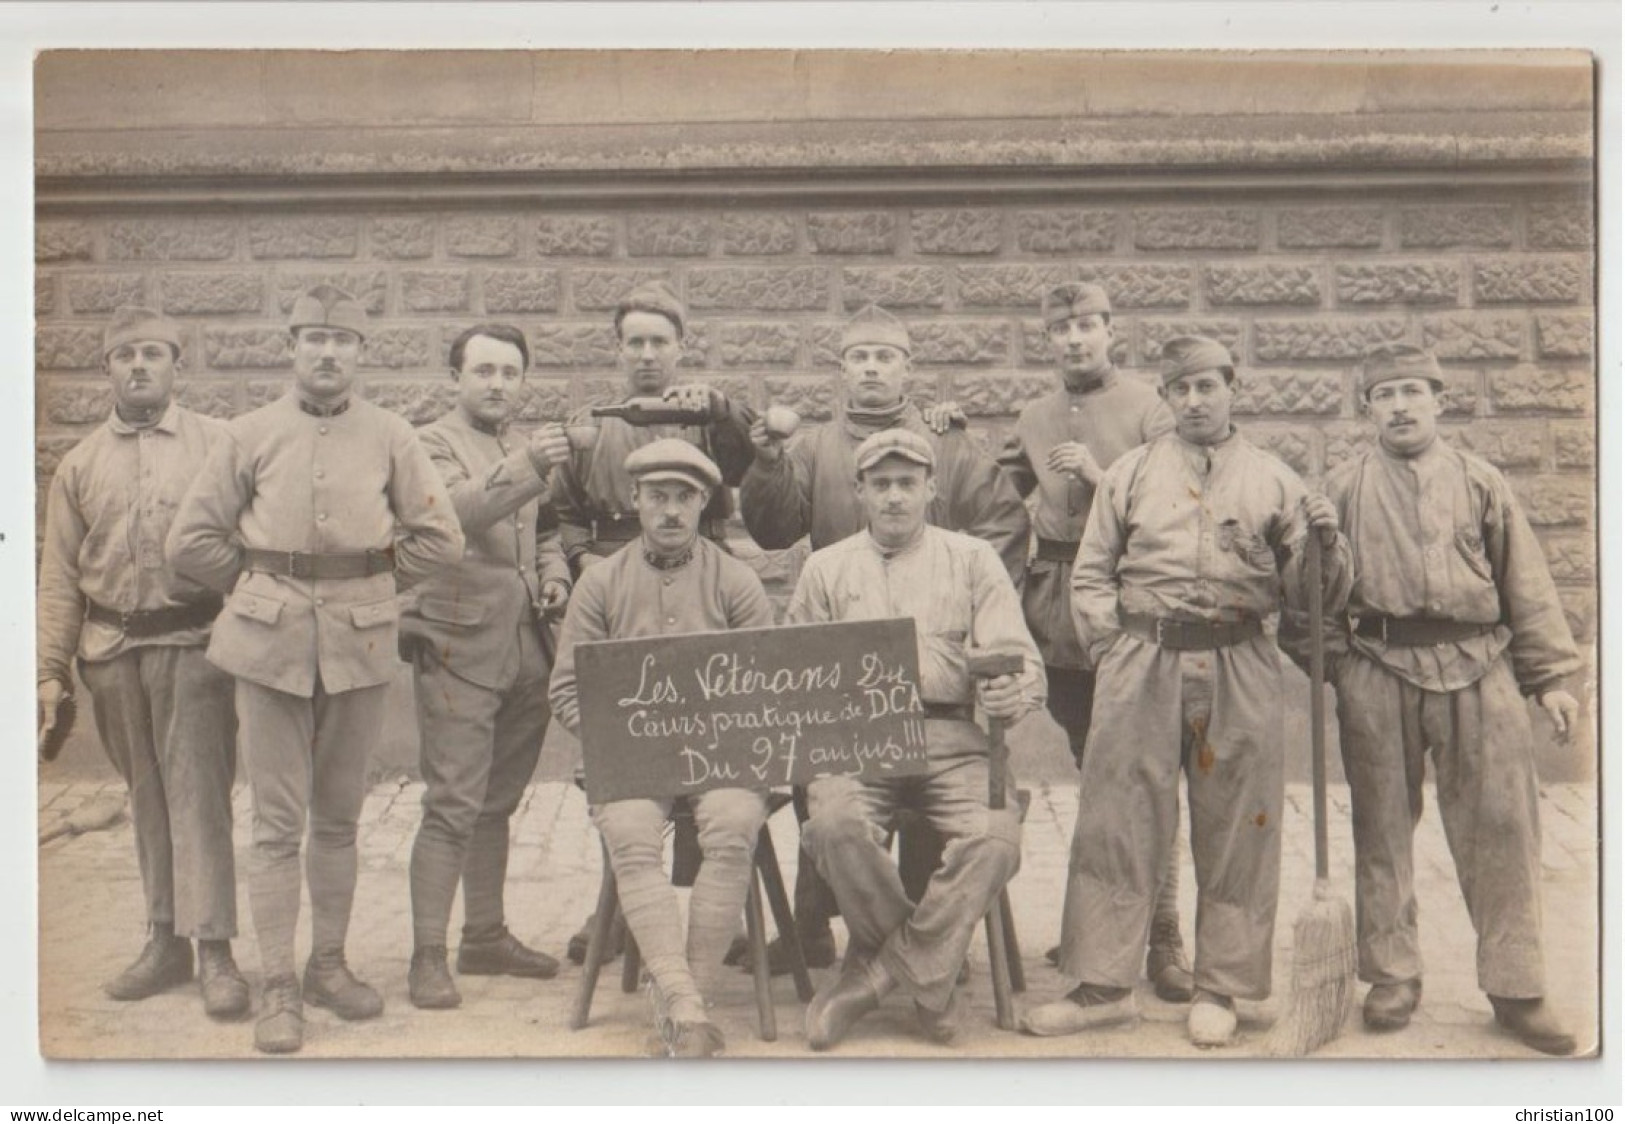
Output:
[37, 272, 1584, 1059]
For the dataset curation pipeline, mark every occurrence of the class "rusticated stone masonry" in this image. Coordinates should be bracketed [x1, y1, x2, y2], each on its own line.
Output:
[35, 193, 1597, 637]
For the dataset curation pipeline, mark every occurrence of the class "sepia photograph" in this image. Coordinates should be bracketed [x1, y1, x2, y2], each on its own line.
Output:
[19, 13, 1614, 1104]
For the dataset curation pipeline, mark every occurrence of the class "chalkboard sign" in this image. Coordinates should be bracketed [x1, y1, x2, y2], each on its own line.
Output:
[576, 618, 930, 804]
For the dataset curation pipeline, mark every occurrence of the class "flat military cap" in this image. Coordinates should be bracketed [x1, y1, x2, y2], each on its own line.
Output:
[841, 304, 912, 355]
[289, 284, 368, 340]
[854, 427, 936, 474]
[1158, 335, 1236, 386]
[615, 279, 686, 338]
[102, 306, 182, 358]
[1041, 281, 1113, 328]
[1358, 344, 1445, 397]
[625, 438, 721, 491]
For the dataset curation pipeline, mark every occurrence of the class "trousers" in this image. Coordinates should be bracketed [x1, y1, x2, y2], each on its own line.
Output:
[236, 676, 388, 979]
[803, 718, 1023, 1013]
[1334, 652, 1547, 998]
[80, 645, 238, 940]
[409, 645, 549, 947]
[591, 788, 768, 1023]
[1060, 633, 1284, 1000]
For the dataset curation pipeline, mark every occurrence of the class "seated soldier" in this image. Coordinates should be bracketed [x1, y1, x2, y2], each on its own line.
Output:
[548, 439, 776, 1058]
[788, 428, 1045, 1050]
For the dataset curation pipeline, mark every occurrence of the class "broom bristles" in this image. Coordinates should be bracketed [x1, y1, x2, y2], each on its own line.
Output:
[1261, 879, 1357, 1058]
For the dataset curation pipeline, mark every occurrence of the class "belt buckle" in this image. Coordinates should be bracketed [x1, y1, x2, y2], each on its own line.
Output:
[286, 551, 309, 580]
[1154, 618, 1169, 647]
[118, 608, 135, 633]
[1379, 616, 1389, 643]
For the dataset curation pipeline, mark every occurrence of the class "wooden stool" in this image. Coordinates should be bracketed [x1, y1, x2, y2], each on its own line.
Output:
[570, 796, 814, 1041]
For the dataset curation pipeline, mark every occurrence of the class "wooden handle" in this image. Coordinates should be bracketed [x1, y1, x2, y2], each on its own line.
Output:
[1307, 532, 1329, 882]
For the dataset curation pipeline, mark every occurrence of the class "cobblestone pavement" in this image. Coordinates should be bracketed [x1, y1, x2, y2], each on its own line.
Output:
[36, 773, 1600, 1062]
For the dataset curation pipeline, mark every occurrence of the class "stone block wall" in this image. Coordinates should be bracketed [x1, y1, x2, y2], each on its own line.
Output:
[34, 188, 1597, 635]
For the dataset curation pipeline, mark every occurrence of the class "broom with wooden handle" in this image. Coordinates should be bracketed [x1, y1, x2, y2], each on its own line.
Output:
[1263, 530, 1357, 1057]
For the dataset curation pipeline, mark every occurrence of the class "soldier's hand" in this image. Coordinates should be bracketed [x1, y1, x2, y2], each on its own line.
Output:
[539, 578, 571, 613]
[662, 383, 721, 419]
[1538, 689, 1581, 742]
[37, 678, 65, 757]
[1302, 494, 1341, 548]
[920, 401, 967, 435]
[526, 423, 572, 474]
[1046, 441, 1103, 486]
[977, 672, 1028, 723]
[748, 417, 784, 464]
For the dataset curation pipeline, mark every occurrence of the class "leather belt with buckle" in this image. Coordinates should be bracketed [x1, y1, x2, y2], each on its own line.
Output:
[1351, 615, 1499, 647]
[1033, 538, 1080, 564]
[1120, 611, 1263, 651]
[85, 595, 224, 638]
[922, 702, 975, 722]
[243, 547, 395, 580]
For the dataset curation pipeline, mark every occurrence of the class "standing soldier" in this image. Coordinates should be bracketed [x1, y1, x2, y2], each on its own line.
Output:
[37, 307, 246, 1020]
[549, 439, 777, 1058]
[399, 324, 573, 1010]
[996, 281, 1190, 1001]
[789, 428, 1045, 1051]
[167, 285, 464, 1054]
[740, 302, 1030, 972]
[1301, 345, 1582, 1055]
[1023, 336, 1348, 1048]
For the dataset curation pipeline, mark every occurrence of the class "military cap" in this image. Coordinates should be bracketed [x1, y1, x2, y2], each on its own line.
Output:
[1158, 335, 1236, 386]
[102, 306, 182, 358]
[1041, 281, 1113, 328]
[625, 437, 721, 491]
[289, 284, 368, 341]
[854, 427, 936, 475]
[1358, 344, 1445, 397]
[615, 279, 686, 338]
[841, 304, 912, 355]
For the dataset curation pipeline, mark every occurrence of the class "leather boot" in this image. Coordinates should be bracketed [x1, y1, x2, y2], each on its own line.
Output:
[457, 928, 559, 979]
[409, 946, 462, 1010]
[1489, 996, 1578, 1056]
[303, 949, 384, 1021]
[1363, 979, 1422, 1031]
[196, 940, 251, 1021]
[1146, 915, 1195, 1003]
[254, 974, 304, 1055]
[105, 929, 193, 1001]
[566, 911, 623, 965]
[1188, 988, 1238, 1048]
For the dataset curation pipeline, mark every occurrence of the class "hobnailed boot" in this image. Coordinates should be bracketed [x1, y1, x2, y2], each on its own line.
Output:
[408, 946, 462, 1010]
[254, 974, 304, 1055]
[196, 940, 251, 1021]
[1146, 915, 1195, 1003]
[105, 928, 193, 1001]
[303, 949, 384, 1021]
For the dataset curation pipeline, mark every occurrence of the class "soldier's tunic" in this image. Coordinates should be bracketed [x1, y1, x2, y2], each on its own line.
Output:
[548, 538, 776, 1018]
[1063, 430, 1351, 999]
[167, 392, 463, 978]
[1308, 440, 1581, 998]
[998, 373, 1172, 745]
[551, 401, 754, 573]
[741, 402, 1031, 587]
[791, 525, 1044, 1012]
[38, 402, 238, 939]
[400, 409, 572, 948]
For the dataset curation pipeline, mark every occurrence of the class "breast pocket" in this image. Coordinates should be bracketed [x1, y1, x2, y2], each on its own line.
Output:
[1218, 520, 1277, 573]
[350, 598, 399, 630]
[228, 589, 285, 626]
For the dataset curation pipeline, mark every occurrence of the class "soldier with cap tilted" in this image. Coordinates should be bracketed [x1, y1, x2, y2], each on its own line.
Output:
[996, 281, 1192, 1001]
[1023, 335, 1348, 1049]
[1286, 344, 1583, 1055]
[168, 284, 464, 1054]
[37, 307, 247, 1022]
[548, 438, 777, 1058]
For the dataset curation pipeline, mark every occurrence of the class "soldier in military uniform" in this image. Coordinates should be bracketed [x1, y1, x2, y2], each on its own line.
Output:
[549, 440, 776, 1058]
[37, 307, 246, 1021]
[399, 323, 574, 1010]
[168, 285, 464, 1054]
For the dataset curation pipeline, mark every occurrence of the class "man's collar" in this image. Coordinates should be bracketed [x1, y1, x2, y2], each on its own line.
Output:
[642, 544, 696, 572]
[1061, 367, 1116, 395]
[866, 524, 928, 561]
[108, 400, 179, 436]
[298, 396, 351, 418]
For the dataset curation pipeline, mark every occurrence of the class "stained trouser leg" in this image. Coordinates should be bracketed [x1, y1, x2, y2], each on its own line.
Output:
[1334, 654, 1427, 986]
[1425, 658, 1547, 999]
[80, 653, 175, 934]
[306, 680, 388, 957]
[461, 674, 548, 943]
[235, 679, 316, 981]
[686, 788, 768, 994]
[789, 787, 840, 938]
[1184, 638, 1285, 1001]
[803, 774, 907, 961]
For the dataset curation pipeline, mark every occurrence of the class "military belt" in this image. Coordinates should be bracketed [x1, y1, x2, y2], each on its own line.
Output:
[1120, 612, 1263, 651]
[1033, 538, 1081, 564]
[85, 595, 223, 638]
[1351, 615, 1499, 647]
[243, 547, 395, 580]
[922, 702, 975, 722]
